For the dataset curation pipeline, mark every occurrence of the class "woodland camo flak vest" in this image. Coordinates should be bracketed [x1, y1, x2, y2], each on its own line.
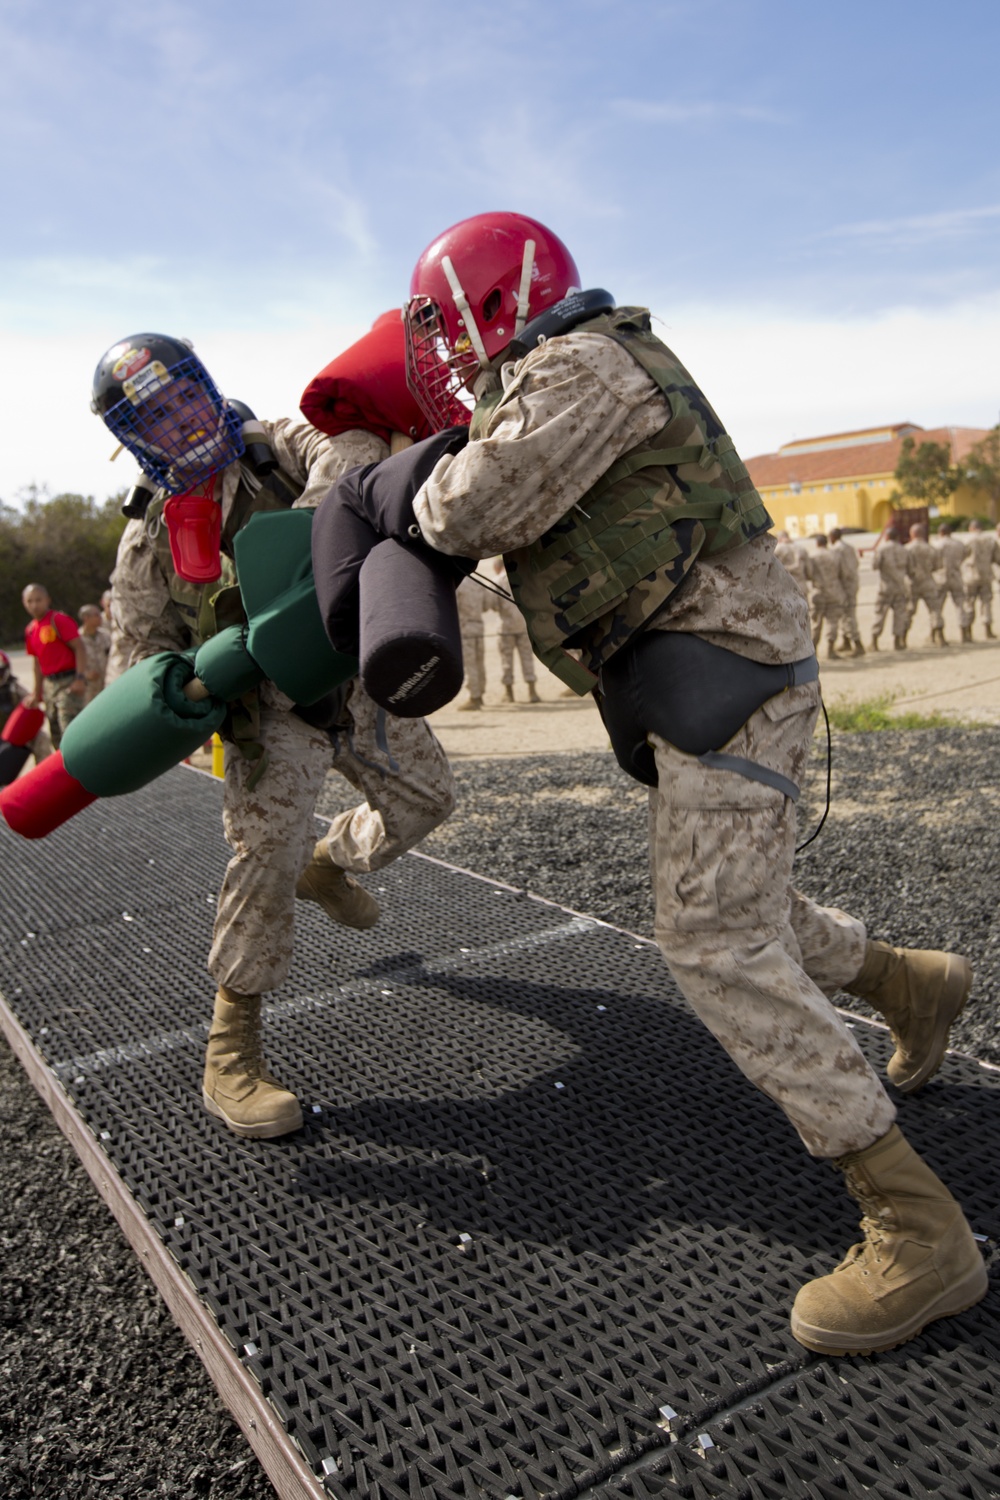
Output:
[472, 308, 772, 692]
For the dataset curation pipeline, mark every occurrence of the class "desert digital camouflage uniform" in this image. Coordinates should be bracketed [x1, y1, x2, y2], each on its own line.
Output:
[804, 545, 845, 655]
[78, 625, 111, 704]
[904, 536, 944, 638]
[455, 575, 487, 701]
[830, 538, 863, 649]
[484, 560, 538, 688]
[110, 418, 455, 997]
[870, 536, 912, 646]
[962, 527, 1000, 634]
[933, 531, 970, 631]
[774, 536, 810, 598]
[414, 322, 896, 1159]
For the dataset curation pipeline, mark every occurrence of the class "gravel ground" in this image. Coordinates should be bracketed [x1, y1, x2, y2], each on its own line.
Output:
[3, 725, 1000, 1497]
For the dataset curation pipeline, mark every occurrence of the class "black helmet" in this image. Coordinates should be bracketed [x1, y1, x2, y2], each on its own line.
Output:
[91, 333, 244, 493]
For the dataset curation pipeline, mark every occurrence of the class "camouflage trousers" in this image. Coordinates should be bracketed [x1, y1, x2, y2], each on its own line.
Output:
[838, 595, 862, 646]
[871, 586, 911, 641]
[940, 577, 971, 629]
[41, 673, 85, 751]
[498, 631, 537, 686]
[909, 580, 943, 633]
[463, 635, 486, 699]
[649, 682, 896, 1159]
[965, 579, 995, 628]
[209, 680, 455, 995]
[809, 596, 843, 647]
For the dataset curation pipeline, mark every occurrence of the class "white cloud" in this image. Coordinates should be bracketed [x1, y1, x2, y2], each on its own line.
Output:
[657, 293, 1000, 458]
[814, 205, 1000, 248]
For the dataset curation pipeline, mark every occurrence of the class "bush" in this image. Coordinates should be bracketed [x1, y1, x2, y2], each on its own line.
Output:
[0, 491, 127, 644]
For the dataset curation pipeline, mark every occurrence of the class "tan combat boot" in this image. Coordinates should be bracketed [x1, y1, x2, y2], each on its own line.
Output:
[961, 624, 973, 643]
[893, 635, 907, 650]
[296, 840, 380, 929]
[502, 683, 514, 702]
[844, 940, 971, 1092]
[870, 634, 880, 651]
[203, 987, 303, 1139]
[827, 640, 840, 659]
[458, 695, 483, 711]
[851, 640, 866, 657]
[986, 624, 996, 640]
[790, 1125, 987, 1355]
[527, 682, 541, 703]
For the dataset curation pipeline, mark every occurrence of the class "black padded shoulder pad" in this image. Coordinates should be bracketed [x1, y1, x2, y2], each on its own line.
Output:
[311, 426, 474, 656]
[508, 289, 616, 360]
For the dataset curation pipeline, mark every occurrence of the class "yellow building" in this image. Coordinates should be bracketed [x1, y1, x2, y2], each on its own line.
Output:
[746, 422, 989, 537]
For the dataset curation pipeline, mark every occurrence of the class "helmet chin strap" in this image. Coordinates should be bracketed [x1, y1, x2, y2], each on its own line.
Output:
[513, 239, 536, 337]
[441, 255, 490, 368]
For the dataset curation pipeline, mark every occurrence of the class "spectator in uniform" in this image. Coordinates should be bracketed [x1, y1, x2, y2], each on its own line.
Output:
[933, 524, 970, 642]
[805, 534, 845, 659]
[870, 527, 911, 651]
[961, 519, 1000, 640]
[455, 575, 487, 709]
[905, 523, 946, 646]
[828, 528, 864, 656]
[77, 603, 112, 702]
[485, 557, 540, 703]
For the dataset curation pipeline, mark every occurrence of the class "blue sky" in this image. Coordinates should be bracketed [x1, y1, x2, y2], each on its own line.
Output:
[2, 0, 998, 504]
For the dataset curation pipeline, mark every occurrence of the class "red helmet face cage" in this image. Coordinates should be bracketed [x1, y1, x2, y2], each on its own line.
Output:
[404, 299, 477, 434]
[405, 213, 581, 432]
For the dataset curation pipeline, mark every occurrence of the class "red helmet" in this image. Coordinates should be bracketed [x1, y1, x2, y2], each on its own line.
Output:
[405, 212, 581, 432]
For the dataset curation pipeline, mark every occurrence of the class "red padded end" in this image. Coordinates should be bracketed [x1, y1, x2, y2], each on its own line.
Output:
[1, 703, 46, 746]
[300, 310, 437, 444]
[0, 752, 98, 838]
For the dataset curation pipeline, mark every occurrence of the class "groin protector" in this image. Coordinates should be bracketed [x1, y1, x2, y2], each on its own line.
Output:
[599, 630, 818, 787]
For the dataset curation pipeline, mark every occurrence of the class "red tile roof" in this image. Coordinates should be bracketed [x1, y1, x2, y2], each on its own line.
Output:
[746, 426, 988, 489]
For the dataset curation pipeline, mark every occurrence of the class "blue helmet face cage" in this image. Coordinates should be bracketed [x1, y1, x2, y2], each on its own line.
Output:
[102, 353, 245, 494]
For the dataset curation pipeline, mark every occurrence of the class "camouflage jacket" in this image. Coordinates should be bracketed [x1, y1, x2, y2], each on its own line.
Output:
[806, 549, 845, 605]
[109, 420, 386, 680]
[871, 540, 909, 593]
[831, 539, 859, 600]
[933, 535, 967, 582]
[414, 312, 805, 691]
[905, 538, 939, 589]
[963, 532, 1000, 583]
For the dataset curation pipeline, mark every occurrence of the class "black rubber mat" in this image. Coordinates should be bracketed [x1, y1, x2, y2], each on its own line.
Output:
[1, 767, 998, 1500]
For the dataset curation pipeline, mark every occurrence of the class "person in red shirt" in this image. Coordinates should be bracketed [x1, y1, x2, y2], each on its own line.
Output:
[22, 583, 89, 750]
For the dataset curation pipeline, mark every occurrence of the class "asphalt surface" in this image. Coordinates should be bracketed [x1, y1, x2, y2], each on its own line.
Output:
[3, 725, 1000, 1497]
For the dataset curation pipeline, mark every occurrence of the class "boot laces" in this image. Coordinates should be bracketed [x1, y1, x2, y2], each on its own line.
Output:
[235, 1004, 265, 1082]
[838, 1160, 897, 1267]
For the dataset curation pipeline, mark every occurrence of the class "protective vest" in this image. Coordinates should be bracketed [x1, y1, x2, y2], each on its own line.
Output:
[144, 461, 300, 647]
[474, 308, 772, 692]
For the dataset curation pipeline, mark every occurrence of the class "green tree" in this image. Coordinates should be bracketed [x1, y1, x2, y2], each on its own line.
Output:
[892, 436, 960, 511]
[962, 426, 1000, 523]
[0, 491, 128, 645]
